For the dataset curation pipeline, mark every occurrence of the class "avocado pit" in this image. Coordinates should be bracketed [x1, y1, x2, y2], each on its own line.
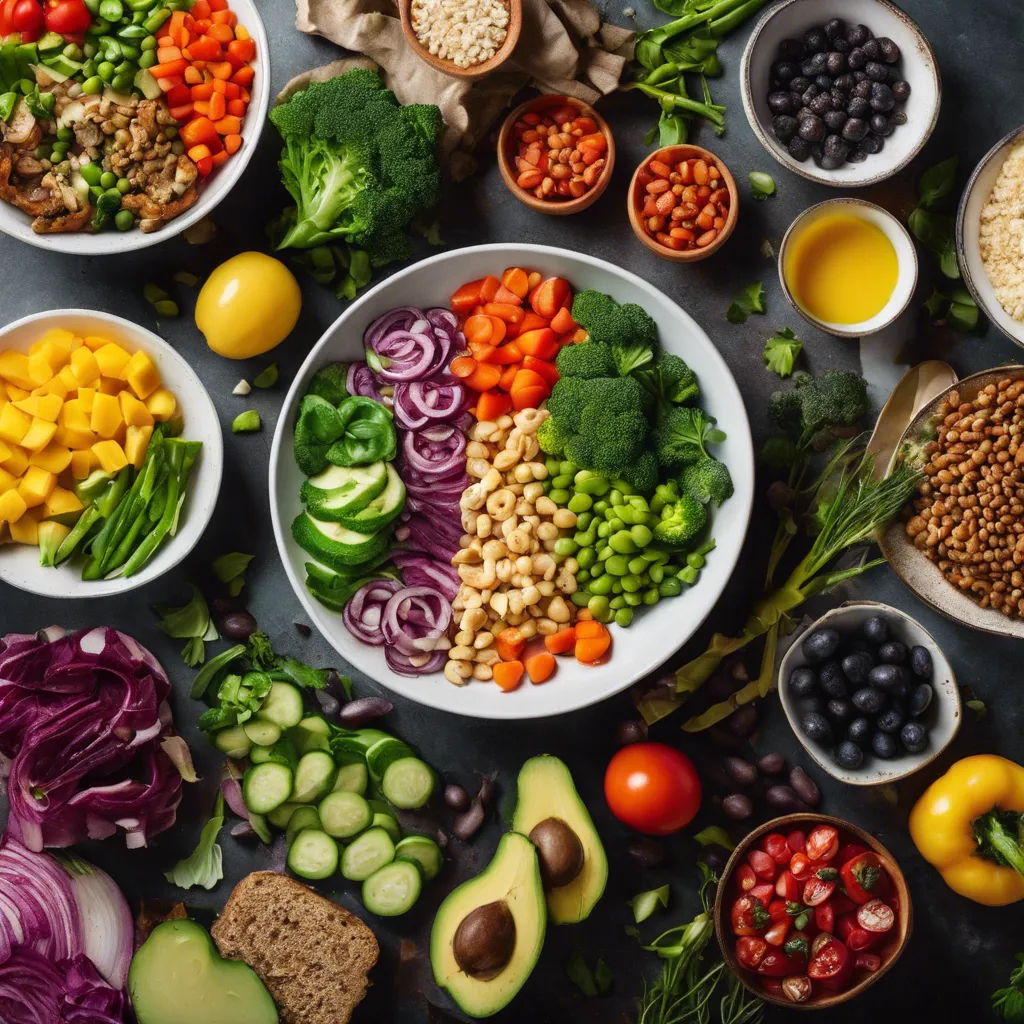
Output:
[528, 817, 584, 890]
[452, 900, 516, 977]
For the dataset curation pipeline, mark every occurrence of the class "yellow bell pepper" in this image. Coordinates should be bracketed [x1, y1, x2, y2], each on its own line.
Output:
[909, 754, 1024, 906]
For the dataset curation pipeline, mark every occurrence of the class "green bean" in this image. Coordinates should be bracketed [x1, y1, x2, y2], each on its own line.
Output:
[607, 517, 625, 534]
[596, 522, 611, 540]
[114, 209, 135, 231]
[589, 574, 613, 595]
[687, 552, 706, 569]
[571, 591, 590, 607]
[615, 608, 634, 628]
[631, 524, 653, 548]
[567, 493, 592, 514]
[609, 530, 637, 555]
[608, 489, 623, 506]
[127, 0, 160, 10]
[140, 34, 157, 50]
[661, 577, 684, 596]
[576, 547, 595, 570]
[609, 595, 626, 610]
[592, 499, 609, 515]
[574, 470, 610, 496]
[548, 488, 570, 505]
[678, 566, 699, 585]
[587, 595, 610, 618]
[575, 510, 592, 530]
[642, 588, 660, 606]
[605, 554, 629, 576]
[118, 22, 149, 38]
[648, 563, 665, 584]
[143, 8, 171, 32]
[138, 50, 156, 68]
[553, 538, 577, 557]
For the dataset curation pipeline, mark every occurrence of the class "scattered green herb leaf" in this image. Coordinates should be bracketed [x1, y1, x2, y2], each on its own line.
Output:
[908, 158, 962, 281]
[783, 936, 809, 960]
[726, 281, 765, 323]
[993, 953, 1024, 1020]
[749, 171, 775, 200]
[232, 410, 261, 433]
[594, 959, 613, 996]
[566, 951, 598, 997]
[164, 793, 225, 890]
[172, 270, 200, 287]
[967, 698, 988, 719]
[694, 825, 735, 850]
[154, 585, 218, 666]
[917, 156, 958, 210]
[213, 552, 254, 597]
[816, 867, 839, 881]
[629, 883, 671, 924]
[253, 363, 279, 389]
[762, 326, 802, 377]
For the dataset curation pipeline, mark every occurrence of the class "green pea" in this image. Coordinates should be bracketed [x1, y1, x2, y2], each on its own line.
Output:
[660, 577, 684, 597]
[609, 596, 626, 610]
[587, 594, 610, 617]
[82, 74, 104, 94]
[559, 461, 577, 477]
[627, 494, 649, 510]
[141, 34, 157, 50]
[551, 473, 573, 489]
[575, 510, 593, 530]
[594, 606, 614, 624]
[615, 608, 634, 628]
[567, 493, 592, 514]
[596, 522, 610, 540]
[687, 552, 706, 569]
[111, 72, 134, 92]
[50, 141, 69, 159]
[553, 538, 577, 557]
[545, 458, 560, 476]
[678, 566, 699, 585]
[642, 588, 660, 606]
[607, 518, 625, 534]
[574, 470, 610, 495]
[571, 591, 591, 607]
[628, 555, 647, 575]
[590, 560, 605, 578]
[164, 125, 177, 139]
[116, 177, 131, 194]
[97, 60, 116, 81]
[99, 170, 117, 190]
[605, 554, 629, 577]
[114, 209, 135, 231]
[592, 499, 609, 515]
[576, 547, 595, 570]
[649, 564, 665, 584]
[607, 489, 623, 507]
[55, 126, 73, 143]
[576, 569, 590, 585]
[79, 162, 101, 186]
[589, 574, 613, 595]
[34, 144, 52, 161]
[631, 524, 653, 548]
[548, 488, 570, 505]
[609, 531, 636, 555]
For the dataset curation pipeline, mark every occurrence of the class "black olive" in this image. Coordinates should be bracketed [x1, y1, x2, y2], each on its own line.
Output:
[791, 90, 807, 110]
[824, 110, 848, 134]
[890, 110, 908, 126]
[802, 628, 840, 662]
[909, 683, 934, 717]
[834, 73, 855, 92]
[841, 117, 869, 143]
[835, 740, 864, 769]
[852, 687, 885, 714]
[789, 766, 821, 807]
[866, 60, 889, 82]
[722, 793, 754, 820]
[847, 716, 872, 744]
[809, 141, 824, 165]
[796, 105, 816, 121]
[860, 133, 884, 154]
[819, 660, 848, 698]
[847, 95, 871, 118]
[821, 134, 849, 168]
[847, 47, 866, 71]
[872, 731, 897, 759]
[724, 756, 758, 787]
[699, 844, 729, 875]
[808, 51, 830, 75]
[801, 84, 821, 105]
[801, 711, 834, 745]
[728, 704, 758, 738]
[788, 136, 811, 161]
[863, 617, 889, 644]
[826, 51, 847, 76]
[824, 18, 845, 40]
[830, 88, 847, 109]
[790, 75, 811, 93]
[788, 665, 818, 697]
[826, 698, 854, 725]
[614, 719, 648, 746]
[757, 753, 786, 775]
[803, 27, 828, 53]
[891, 79, 911, 102]
[868, 663, 904, 692]
[833, 36, 851, 54]
[870, 82, 895, 111]
[847, 147, 866, 163]
[768, 90, 794, 115]
[910, 646, 933, 679]
[813, 73, 832, 91]
[861, 36, 881, 59]
[841, 651, 872, 684]
[772, 114, 800, 144]
[773, 60, 799, 82]
[877, 641, 906, 664]
[877, 36, 900, 62]
[628, 836, 667, 868]
[778, 38, 805, 60]
[869, 113, 893, 136]
[900, 722, 928, 754]
[218, 610, 258, 640]
[853, 69, 870, 83]
[809, 93, 832, 117]
[876, 706, 904, 734]
[846, 23, 870, 46]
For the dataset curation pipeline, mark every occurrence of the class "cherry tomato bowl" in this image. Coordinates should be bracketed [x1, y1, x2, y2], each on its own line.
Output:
[713, 813, 912, 1010]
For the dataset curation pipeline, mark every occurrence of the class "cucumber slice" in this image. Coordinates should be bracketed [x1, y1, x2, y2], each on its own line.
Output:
[332, 761, 369, 795]
[291, 715, 331, 754]
[340, 826, 395, 882]
[266, 802, 301, 829]
[371, 811, 401, 843]
[258, 681, 304, 729]
[332, 463, 406, 533]
[213, 725, 251, 759]
[395, 835, 443, 881]
[331, 728, 390, 759]
[287, 829, 339, 880]
[292, 751, 338, 804]
[249, 744, 274, 764]
[301, 462, 388, 521]
[291, 512, 390, 571]
[242, 718, 281, 747]
[361, 860, 421, 916]
[286, 806, 322, 845]
[382, 757, 435, 809]
[242, 762, 294, 815]
[366, 737, 414, 781]
[249, 812, 273, 845]
[318, 791, 372, 839]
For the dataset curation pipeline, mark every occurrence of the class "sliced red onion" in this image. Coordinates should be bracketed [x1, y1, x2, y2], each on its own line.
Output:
[385, 646, 446, 676]
[342, 579, 402, 646]
[392, 376, 469, 431]
[346, 361, 380, 401]
[382, 587, 452, 655]
[364, 306, 453, 383]
[426, 307, 458, 332]
[391, 552, 460, 600]
[401, 428, 466, 478]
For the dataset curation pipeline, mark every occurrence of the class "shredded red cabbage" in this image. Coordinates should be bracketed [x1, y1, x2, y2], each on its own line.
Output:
[0, 949, 128, 1024]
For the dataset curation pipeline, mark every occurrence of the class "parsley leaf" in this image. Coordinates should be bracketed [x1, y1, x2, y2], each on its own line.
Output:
[762, 327, 802, 378]
[751, 898, 771, 929]
[852, 862, 880, 892]
[726, 281, 766, 323]
[784, 936, 809, 960]
[993, 953, 1024, 1021]
[816, 867, 839, 881]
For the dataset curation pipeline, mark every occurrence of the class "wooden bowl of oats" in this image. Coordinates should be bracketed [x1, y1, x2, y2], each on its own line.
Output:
[956, 124, 1024, 349]
[400, 0, 522, 80]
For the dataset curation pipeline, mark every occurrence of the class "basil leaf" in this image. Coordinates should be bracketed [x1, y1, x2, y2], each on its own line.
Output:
[566, 951, 597, 997]
[727, 281, 766, 324]
[693, 825, 734, 850]
[917, 156, 958, 210]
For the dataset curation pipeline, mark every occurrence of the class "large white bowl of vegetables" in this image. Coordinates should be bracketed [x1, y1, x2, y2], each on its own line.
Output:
[270, 245, 754, 719]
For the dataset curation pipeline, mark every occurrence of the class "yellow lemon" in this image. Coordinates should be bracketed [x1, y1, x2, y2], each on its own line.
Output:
[195, 252, 301, 359]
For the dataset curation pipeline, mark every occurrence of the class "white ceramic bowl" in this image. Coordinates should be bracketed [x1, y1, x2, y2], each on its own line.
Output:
[0, 0, 269, 256]
[740, 0, 940, 188]
[778, 198, 918, 338]
[0, 310, 223, 597]
[778, 601, 960, 786]
[269, 244, 756, 720]
[956, 124, 1024, 349]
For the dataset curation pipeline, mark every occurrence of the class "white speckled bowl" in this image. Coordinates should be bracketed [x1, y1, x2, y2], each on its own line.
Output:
[956, 124, 1024, 349]
[779, 601, 960, 786]
[740, 0, 940, 188]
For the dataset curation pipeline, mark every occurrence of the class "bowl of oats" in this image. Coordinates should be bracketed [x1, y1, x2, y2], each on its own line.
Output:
[957, 124, 1024, 348]
[400, 0, 522, 80]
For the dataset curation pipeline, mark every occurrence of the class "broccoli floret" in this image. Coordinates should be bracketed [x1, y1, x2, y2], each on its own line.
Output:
[768, 388, 803, 433]
[623, 450, 658, 494]
[537, 416, 568, 457]
[306, 362, 349, 405]
[654, 493, 708, 547]
[654, 406, 721, 469]
[680, 457, 734, 506]
[570, 290, 658, 377]
[247, 631, 275, 670]
[555, 341, 615, 379]
[798, 370, 869, 434]
[635, 350, 699, 415]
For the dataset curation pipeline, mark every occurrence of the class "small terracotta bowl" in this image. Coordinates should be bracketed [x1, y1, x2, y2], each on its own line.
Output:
[714, 813, 913, 1010]
[627, 144, 738, 262]
[497, 94, 615, 216]
[400, 0, 522, 80]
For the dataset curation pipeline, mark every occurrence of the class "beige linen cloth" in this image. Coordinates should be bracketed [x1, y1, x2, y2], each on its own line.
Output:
[288, 0, 634, 178]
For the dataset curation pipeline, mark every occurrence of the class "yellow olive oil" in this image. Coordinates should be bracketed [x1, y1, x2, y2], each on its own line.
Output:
[784, 211, 898, 324]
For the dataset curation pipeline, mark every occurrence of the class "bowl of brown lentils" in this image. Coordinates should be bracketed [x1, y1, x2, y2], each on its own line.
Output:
[879, 366, 1024, 640]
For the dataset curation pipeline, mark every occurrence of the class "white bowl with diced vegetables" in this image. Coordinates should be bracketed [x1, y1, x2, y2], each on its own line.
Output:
[269, 243, 756, 719]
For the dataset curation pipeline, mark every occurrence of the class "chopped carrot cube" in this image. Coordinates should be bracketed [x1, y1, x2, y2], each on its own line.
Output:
[223, 133, 242, 154]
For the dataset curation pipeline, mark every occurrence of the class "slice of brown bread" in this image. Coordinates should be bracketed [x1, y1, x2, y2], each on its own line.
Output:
[211, 871, 379, 1024]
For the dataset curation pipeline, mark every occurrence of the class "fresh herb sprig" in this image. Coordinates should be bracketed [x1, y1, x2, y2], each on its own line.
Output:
[994, 954, 1024, 1020]
[726, 281, 765, 324]
[762, 327, 801, 378]
[154, 585, 219, 666]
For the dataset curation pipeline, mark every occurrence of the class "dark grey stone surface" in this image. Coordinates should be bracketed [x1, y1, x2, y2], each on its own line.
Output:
[2, 0, 1024, 1020]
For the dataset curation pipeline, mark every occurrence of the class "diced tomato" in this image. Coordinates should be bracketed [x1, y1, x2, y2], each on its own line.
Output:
[837, 843, 870, 867]
[806, 825, 840, 862]
[840, 852, 890, 905]
[856, 898, 895, 934]
[787, 830, 806, 855]
[775, 869, 800, 902]
[837, 915, 878, 952]
[767, 899, 789, 924]
[736, 864, 757, 892]
[814, 901, 835, 935]
[807, 938, 853, 991]
[831, 892, 857, 917]
[748, 883, 775, 905]
[763, 919, 791, 946]
[855, 953, 882, 973]
[735, 936, 768, 970]
[802, 876, 836, 907]
[763, 833, 791, 865]
[788, 851, 813, 880]
[759, 978, 786, 997]
[731, 896, 768, 937]
[757, 950, 803, 977]
[747, 849, 777, 882]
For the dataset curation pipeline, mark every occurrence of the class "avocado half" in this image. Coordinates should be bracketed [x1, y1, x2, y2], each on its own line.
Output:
[430, 832, 546, 1018]
[511, 755, 608, 925]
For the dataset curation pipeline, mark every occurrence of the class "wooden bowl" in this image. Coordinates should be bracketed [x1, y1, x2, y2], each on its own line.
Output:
[628, 144, 738, 262]
[497, 95, 615, 216]
[713, 814, 912, 1010]
[400, 0, 521, 81]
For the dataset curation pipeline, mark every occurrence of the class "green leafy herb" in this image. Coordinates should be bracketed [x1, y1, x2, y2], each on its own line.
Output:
[993, 954, 1024, 1020]
[694, 825, 734, 850]
[922, 286, 979, 333]
[190, 644, 246, 700]
[917, 156, 958, 210]
[253, 363, 279, 389]
[907, 157, 961, 281]
[762, 327, 801, 377]
[247, 631, 276, 671]
[750, 898, 770, 929]
[566, 953, 613, 997]
[232, 410, 262, 434]
[154, 585, 218, 666]
[967, 698, 988, 718]
[851, 862, 879, 891]
[630, 883, 671, 924]
[784, 901, 805, 916]
[816, 867, 839, 881]
[164, 793, 225, 890]
[213, 552, 254, 597]
[594, 959, 613, 996]
[749, 171, 775, 201]
[726, 281, 765, 323]
[783, 936, 809, 960]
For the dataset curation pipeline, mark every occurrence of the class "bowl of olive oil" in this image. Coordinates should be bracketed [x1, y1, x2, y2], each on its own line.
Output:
[779, 198, 917, 337]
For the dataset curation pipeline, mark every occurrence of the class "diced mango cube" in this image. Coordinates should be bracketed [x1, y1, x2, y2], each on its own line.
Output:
[70, 449, 98, 479]
[0, 489, 28, 524]
[0, 439, 10, 463]
[145, 387, 177, 422]
[118, 389, 155, 427]
[0, 467, 16, 492]
[83, 335, 110, 352]
[0, 351, 36, 391]
[77, 387, 95, 413]
[124, 423, 154, 469]
[0, 403, 32, 445]
[13, 394, 62, 422]
[42, 486, 83, 519]
[40, 340, 69, 373]
[93, 342, 132, 380]
[90, 391, 123, 439]
[9, 507, 40, 544]
[92, 439, 128, 474]
[32, 376, 68, 400]
[29, 444, 72, 475]
[39, 328, 75, 353]
[5, 383, 29, 402]
[58, 366, 79, 392]
[69, 346, 100, 387]
[21, 417, 58, 452]
[98, 377, 122, 396]
[54, 424, 100, 450]
[17, 466, 57, 508]
[60, 400, 90, 431]
[0, 445, 28, 476]
[125, 350, 160, 400]
[27, 351, 55, 386]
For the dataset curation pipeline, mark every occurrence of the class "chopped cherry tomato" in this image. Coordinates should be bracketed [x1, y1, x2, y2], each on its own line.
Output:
[837, 915, 878, 952]
[857, 898, 895, 934]
[802, 876, 836, 907]
[763, 919, 791, 946]
[44, 0, 90, 35]
[731, 896, 768, 937]
[767, 898, 789, 923]
[748, 883, 775, 904]
[831, 891, 858, 917]
[735, 936, 768, 970]
[12, 0, 44, 35]
[736, 863, 757, 892]
[747, 849, 778, 881]
[757, 950, 802, 977]
[807, 938, 853, 991]
[759, 978, 786, 997]
[840, 852, 890, 905]
[837, 843, 870, 866]
[806, 825, 840, 862]
[814, 901, 835, 934]
[855, 953, 882, 973]
[775, 869, 800, 902]
[763, 833, 791, 865]
[788, 851, 813, 880]
[787, 830, 806, 854]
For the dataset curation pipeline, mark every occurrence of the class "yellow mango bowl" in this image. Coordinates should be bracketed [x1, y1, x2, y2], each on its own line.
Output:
[0, 310, 222, 598]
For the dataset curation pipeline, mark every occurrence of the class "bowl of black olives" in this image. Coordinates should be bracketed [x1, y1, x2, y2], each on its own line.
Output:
[740, 0, 940, 187]
[778, 601, 960, 786]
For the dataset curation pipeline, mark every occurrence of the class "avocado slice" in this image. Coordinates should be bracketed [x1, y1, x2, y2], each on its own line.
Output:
[430, 832, 545, 1018]
[129, 919, 277, 1024]
[511, 755, 608, 925]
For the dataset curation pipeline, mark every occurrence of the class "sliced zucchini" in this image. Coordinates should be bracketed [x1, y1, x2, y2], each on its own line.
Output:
[258, 681, 305, 730]
[366, 737, 414, 781]
[318, 791, 372, 839]
[291, 512, 390, 571]
[362, 860, 421, 916]
[382, 756, 435, 809]
[300, 462, 389, 521]
[250, 744, 274, 764]
[287, 829, 339, 880]
[242, 718, 281, 748]
[371, 811, 402, 843]
[332, 761, 369, 795]
[249, 812, 273, 845]
[242, 762, 293, 815]
[332, 463, 406, 533]
[213, 725, 251, 759]
[291, 715, 331, 754]
[292, 750, 338, 803]
[286, 805, 322, 845]
[331, 728, 390, 758]
[341, 827, 395, 882]
[266, 802, 301, 829]
[395, 835, 444, 881]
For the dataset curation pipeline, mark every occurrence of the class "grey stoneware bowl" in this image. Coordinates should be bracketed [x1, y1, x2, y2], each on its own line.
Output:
[740, 0, 940, 188]
[878, 366, 1024, 640]
[779, 601, 960, 787]
[955, 124, 1024, 349]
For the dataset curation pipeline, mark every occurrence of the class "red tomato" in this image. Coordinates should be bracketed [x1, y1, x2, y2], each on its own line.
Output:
[736, 863, 757, 892]
[735, 936, 768, 970]
[802, 876, 836, 907]
[837, 915, 878, 952]
[806, 825, 839, 862]
[757, 950, 802, 977]
[808, 938, 853, 991]
[775, 869, 800, 902]
[789, 851, 813, 880]
[837, 843, 869, 866]
[857, 898, 895, 934]
[762, 832, 791, 864]
[831, 892, 858, 917]
[764, 919, 791, 946]
[11, 0, 43, 34]
[855, 953, 882, 973]
[748, 883, 775, 904]
[604, 743, 701, 835]
[767, 898, 789, 923]
[747, 848, 778, 881]
[731, 896, 768, 937]
[44, 0, 90, 34]
[814, 901, 835, 934]
[787, 830, 806, 854]
[759, 977, 786, 997]
[840, 852, 890, 905]
[0, 0, 17, 33]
